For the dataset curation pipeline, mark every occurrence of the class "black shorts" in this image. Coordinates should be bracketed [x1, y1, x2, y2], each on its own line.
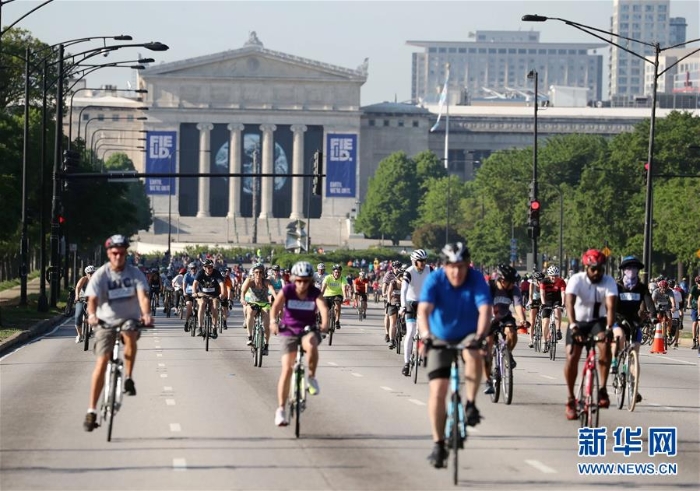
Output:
[426, 335, 478, 380]
[541, 302, 561, 318]
[529, 299, 541, 308]
[566, 319, 607, 346]
[355, 292, 367, 301]
[324, 295, 343, 310]
[405, 301, 419, 321]
[490, 315, 517, 333]
[387, 304, 400, 316]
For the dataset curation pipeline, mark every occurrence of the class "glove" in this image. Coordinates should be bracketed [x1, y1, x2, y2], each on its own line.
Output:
[399, 306, 406, 316]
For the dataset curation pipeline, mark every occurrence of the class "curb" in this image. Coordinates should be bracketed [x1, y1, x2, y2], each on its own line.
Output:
[0, 314, 68, 357]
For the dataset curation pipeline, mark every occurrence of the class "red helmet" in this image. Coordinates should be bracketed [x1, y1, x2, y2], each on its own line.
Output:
[658, 280, 668, 289]
[581, 249, 606, 267]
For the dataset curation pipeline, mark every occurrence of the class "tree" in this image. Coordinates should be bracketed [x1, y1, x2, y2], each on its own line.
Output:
[104, 153, 153, 232]
[412, 223, 464, 251]
[355, 152, 417, 245]
[413, 150, 446, 193]
[415, 176, 469, 228]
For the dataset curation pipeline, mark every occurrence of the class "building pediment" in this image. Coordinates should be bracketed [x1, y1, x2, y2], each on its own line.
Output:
[142, 45, 368, 83]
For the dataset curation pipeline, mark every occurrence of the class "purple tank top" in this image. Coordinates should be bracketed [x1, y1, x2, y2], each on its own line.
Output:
[280, 283, 320, 336]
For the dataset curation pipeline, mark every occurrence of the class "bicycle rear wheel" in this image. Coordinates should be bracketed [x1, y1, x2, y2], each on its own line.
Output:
[205, 315, 211, 351]
[614, 352, 626, 410]
[255, 324, 264, 367]
[577, 370, 588, 428]
[412, 351, 420, 384]
[534, 320, 542, 352]
[627, 350, 640, 412]
[588, 368, 600, 427]
[83, 320, 90, 352]
[490, 348, 501, 403]
[106, 364, 119, 442]
[165, 296, 171, 318]
[502, 347, 513, 405]
[294, 369, 302, 438]
[549, 324, 557, 361]
[396, 325, 402, 355]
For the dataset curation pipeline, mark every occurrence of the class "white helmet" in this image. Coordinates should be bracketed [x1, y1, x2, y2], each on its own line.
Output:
[292, 261, 314, 278]
[410, 249, 427, 262]
[546, 265, 560, 277]
[84, 265, 96, 274]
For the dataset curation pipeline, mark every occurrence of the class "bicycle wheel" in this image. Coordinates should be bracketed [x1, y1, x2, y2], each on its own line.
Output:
[190, 315, 197, 337]
[614, 353, 626, 410]
[490, 348, 501, 403]
[627, 349, 640, 412]
[412, 350, 420, 385]
[165, 296, 171, 318]
[205, 315, 211, 351]
[106, 364, 119, 442]
[83, 320, 90, 352]
[396, 325, 402, 355]
[502, 347, 513, 405]
[588, 367, 600, 428]
[294, 369, 302, 438]
[549, 325, 557, 361]
[534, 319, 542, 352]
[577, 370, 588, 428]
[451, 393, 460, 485]
[255, 324, 264, 367]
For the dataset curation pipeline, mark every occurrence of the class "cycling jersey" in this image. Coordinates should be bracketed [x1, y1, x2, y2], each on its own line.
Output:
[313, 272, 327, 290]
[245, 279, 270, 303]
[172, 274, 184, 291]
[322, 275, 345, 297]
[540, 277, 566, 305]
[401, 265, 432, 307]
[652, 289, 672, 311]
[565, 272, 617, 323]
[269, 276, 283, 293]
[616, 281, 654, 323]
[194, 269, 224, 296]
[490, 281, 522, 322]
[148, 274, 161, 291]
[353, 277, 369, 294]
[183, 272, 196, 294]
[280, 283, 321, 336]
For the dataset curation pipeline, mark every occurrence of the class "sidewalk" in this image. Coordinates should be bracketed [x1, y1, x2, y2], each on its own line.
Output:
[0, 278, 45, 308]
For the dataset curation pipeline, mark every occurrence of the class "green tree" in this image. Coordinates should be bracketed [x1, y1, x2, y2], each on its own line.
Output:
[104, 153, 153, 231]
[413, 150, 446, 193]
[412, 223, 464, 251]
[415, 176, 469, 228]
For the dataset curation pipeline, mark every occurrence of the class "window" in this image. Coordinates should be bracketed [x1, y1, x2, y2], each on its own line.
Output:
[412, 120, 419, 128]
[82, 113, 90, 121]
[438, 48, 446, 53]
[518, 49, 526, 54]
[509, 48, 516, 54]
[468, 48, 476, 53]
[398, 120, 404, 127]
[498, 48, 506, 54]
[368, 119, 375, 126]
[112, 114, 120, 121]
[126, 114, 134, 122]
[383, 120, 390, 127]
[428, 47, 437, 53]
[97, 113, 104, 121]
[458, 48, 466, 53]
[448, 47, 456, 53]
[539, 49, 547, 55]
[488, 48, 496, 54]
[528, 49, 537, 54]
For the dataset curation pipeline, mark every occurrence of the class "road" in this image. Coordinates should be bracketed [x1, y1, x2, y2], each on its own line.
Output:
[1, 299, 698, 490]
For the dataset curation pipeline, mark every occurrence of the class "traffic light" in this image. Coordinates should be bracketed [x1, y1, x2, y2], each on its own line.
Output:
[643, 162, 649, 184]
[527, 199, 541, 238]
[312, 150, 323, 196]
[62, 150, 81, 193]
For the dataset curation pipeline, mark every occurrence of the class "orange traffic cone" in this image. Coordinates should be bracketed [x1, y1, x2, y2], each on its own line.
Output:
[650, 322, 666, 354]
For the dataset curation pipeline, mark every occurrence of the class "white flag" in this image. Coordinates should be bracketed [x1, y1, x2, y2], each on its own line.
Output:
[126, 80, 132, 89]
[430, 68, 450, 132]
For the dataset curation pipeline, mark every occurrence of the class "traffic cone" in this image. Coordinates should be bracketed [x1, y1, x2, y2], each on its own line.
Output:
[650, 322, 666, 354]
[518, 326, 529, 334]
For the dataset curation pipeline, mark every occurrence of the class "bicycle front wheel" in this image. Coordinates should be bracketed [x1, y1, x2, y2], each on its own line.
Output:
[614, 353, 626, 410]
[502, 347, 513, 405]
[412, 351, 420, 384]
[83, 321, 90, 352]
[534, 320, 542, 352]
[589, 367, 600, 427]
[205, 315, 211, 352]
[294, 370, 303, 438]
[106, 364, 119, 442]
[627, 350, 640, 412]
[490, 348, 501, 404]
[451, 392, 460, 485]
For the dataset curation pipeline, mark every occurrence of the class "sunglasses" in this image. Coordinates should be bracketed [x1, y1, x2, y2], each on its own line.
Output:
[295, 278, 311, 284]
[415, 259, 426, 263]
[587, 266, 604, 272]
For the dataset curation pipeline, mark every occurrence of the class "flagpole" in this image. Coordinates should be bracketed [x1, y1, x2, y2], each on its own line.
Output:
[444, 63, 450, 245]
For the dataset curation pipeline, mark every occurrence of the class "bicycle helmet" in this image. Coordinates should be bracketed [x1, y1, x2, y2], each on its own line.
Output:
[496, 263, 518, 282]
[178, 268, 186, 275]
[203, 259, 214, 267]
[532, 271, 545, 282]
[546, 265, 560, 277]
[252, 262, 264, 271]
[188, 262, 197, 269]
[84, 265, 96, 275]
[317, 262, 326, 271]
[272, 264, 280, 271]
[658, 280, 668, 289]
[619, 255, 644, 270]
[150, 268, 158, 274]
[440, 242, 470, 264]
[391, 260, 402, 269]
[291, 261, 314, 278]
[332, 264, 342, 272]
[581, 249, 606, 267]
[104, 234, 129, 249]
[410, 249, 427, 262]
[359, 270, 366, 277]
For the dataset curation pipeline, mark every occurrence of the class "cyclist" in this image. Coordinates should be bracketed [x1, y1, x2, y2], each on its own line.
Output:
[269, 265, 285, 297]
[520, 274, 530, 305]
[613, 255, 654, 404]
[353, 270, 370, 319]
[484, 263, 528, 394]
[73, 265, 96, 343]
[192, 259, 226, 339]
[83, 235, 152, 432]
[220, 267, 233, 329]
[540, 265, 566, 353]
[269, 261, 329, 426]
[344, 273, 354, 303]
[241, 263, 276, 351]
[418, 242, 492, 469]
[564, 249, 618, 420]
[147, 268, 162, 312]
[182, 262, 197, 330]
[313, 263, 327, 290]
[400, 249, 432, 376]
[688, 276, 700, 349]
[172, 267, 186, 315]
[669, 280, 683, 348]
[382, 261, 401, 343]
[652, 280, 676, 343]
[386, 269, 403, 350]
[527, 271, 545, 349]
[321, 264, 346, 330]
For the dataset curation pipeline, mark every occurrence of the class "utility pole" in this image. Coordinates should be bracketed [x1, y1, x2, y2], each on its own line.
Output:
[251, 149, 259, 245]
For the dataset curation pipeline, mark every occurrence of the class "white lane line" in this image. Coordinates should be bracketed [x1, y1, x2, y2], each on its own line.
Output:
[525, 459, 557, 474]
[156, 353, 163, 357]
[640, 353, 695, 365]
[169, 423, 182, 432]
[158, 363, 165, 367]
[380, 386, 393, 391]
[540, 374, 556, 380]
[155, 345, 161, 349]
[172, 458, 187, 471]
[327, 362, 338, 366]
[164, 386, 173, 392]
[649, 402, 661, 407]
[166, 399, 176, 406]
[160, 373, 168, 378]
[351, 372, 363, 377]
[408, 399, 426, 406]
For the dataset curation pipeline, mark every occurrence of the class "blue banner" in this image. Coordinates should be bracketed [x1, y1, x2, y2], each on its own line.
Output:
[146, 131, 177, 195]
[325, 133, 357, 198]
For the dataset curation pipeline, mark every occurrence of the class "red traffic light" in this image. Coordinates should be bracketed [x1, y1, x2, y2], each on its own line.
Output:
[58, 215, 66, 225]
[530, 200, 541, 210]
[644, 162, 649, 171]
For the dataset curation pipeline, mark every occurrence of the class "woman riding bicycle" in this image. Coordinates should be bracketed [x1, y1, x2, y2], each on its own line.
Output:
[269, 261, 329, 427]
[73, 265, 96, 343]
[241, 263, 277, 352]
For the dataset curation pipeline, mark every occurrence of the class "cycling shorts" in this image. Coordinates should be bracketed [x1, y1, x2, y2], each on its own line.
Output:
[426, 334, 479, 380]
[324, 295, 343, 310]
[566, 319, 606, 346]
[405, 301, 419, 321]
[94, 323, 140, 357]
[541, 303, 562, 318]
[355, 292, 367, 301]
[279, 331, 322, 355]
[490, 315, 517, 333]
[386, 303, 400, 316]
[691, 308, 698, 322]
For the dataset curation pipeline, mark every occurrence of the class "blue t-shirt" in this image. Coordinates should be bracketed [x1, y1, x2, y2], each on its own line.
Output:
[183, 272, 196, 294]
[420, 267, 492, 343]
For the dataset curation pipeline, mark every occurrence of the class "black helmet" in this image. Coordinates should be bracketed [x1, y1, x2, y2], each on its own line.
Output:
[105, 234, 129, 249]
[619, 255, 644, 270]
[496, 264, 517, 282]
[441, 242, 470, 264]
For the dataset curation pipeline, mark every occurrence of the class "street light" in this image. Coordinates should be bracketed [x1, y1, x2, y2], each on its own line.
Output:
[85, 113, 148, 157]
[527, 69, 540, 271]
[523, 14, 700, 282]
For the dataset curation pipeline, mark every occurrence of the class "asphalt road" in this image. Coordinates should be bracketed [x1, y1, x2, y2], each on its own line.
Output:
[1, 299, 698, 490]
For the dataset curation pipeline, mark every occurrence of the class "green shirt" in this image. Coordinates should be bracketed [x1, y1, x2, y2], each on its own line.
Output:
[689, 285, 700, 309]
[322, 275, 345, 297]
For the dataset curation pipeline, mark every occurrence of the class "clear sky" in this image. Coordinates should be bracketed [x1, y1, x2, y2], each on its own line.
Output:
[3, 0, 699, 104]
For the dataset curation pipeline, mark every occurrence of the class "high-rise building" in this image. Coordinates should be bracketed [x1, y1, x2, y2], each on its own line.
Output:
[669, 17, 687, 47]
[407, 31, 604, 104]
[609, 0, 670, 98]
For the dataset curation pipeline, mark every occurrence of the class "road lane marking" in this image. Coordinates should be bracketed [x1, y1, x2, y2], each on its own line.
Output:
[351, 372, 363, 377]
[160, 374, 168, 378]
[166, 399, 176, 406]
[380, 386, 393, 391]
[327, 362, 338, 366]
[156, 353, 163, 357]
[169, 423, 181, 432]
[640, 353, 695, 365]
[173, 458, 187, 471]
[164, 386, 173, 391]
[155, 345, 161, 349]
[540, 374, 556, 380]
[408, 399, 426, 406]
[525, 459, 557, 474]
[158, 363, 165, 367]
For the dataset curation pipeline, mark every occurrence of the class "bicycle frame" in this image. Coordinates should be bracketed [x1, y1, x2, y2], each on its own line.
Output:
[440, 343, 468, 485]
[287, 326, 318, 438]
[490, 325, 513, 405]
[576, 335, 601, 428]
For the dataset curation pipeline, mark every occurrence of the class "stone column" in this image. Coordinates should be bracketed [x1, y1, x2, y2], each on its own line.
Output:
[196, 123, 213, 218]
[258, 124, 276, 219]
[227, 123, 244, 218]
[289, 124, 307, 219]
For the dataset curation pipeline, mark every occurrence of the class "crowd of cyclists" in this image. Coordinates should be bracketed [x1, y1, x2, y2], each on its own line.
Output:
[77, 235, 700, 469]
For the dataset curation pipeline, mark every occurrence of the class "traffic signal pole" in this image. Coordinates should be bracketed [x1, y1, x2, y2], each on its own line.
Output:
[531, 70, 539, 271]
[49, 44, 63, 307]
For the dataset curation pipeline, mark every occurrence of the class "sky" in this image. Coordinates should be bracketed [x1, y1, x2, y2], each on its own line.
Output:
[3, 0, 699, 105]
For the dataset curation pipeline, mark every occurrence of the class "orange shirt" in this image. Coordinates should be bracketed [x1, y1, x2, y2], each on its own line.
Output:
[353, 277, 369, 294]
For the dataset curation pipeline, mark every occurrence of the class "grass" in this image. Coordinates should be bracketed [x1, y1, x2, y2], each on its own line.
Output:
[0, 271, 41, 292]
[0, 292, 68, 342]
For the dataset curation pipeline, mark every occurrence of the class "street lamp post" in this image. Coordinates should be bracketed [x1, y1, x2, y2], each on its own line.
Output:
[522, 13, 700, 282]
[527, 69, 539, 271]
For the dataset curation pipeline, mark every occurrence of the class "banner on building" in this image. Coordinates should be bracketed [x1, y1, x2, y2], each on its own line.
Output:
[146, 131, 177, 195]
[325, 133, 357, 198]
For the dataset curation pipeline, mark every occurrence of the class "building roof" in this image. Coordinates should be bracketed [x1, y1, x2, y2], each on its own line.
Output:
[421, 103, 700, 119]
[68, 94, 145, 108]
[361, 102, 431, 116]
[406, 40, 605, 49]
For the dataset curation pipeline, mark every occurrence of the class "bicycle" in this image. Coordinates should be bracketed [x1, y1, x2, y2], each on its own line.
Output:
[64, 288, 76, 317]
[574, 331, 607, 428]
[98, 319, 143, 442]
[489, 322, 513, 405]
[217, 301, 225, 334]
[187, 300, 199, 337]
[198, 296, 215, 351]
[326, 297, 341, 346]
[357, 294, 367, 321]
[408, 330, 424, 384]
[286, 325, 319, 438]
[82, 311, 91, 352]
[532, 309, 543, 353]
[373, 288, 380, 304]
[546, 307, 563, 361]
[611, 321, 641, 412]
[395, 313, 405, 355]
[640, 317, 654, 345]
[149, 290, 159, 318]
[250, 303, 266, 367]
[163, 288, 173, 318]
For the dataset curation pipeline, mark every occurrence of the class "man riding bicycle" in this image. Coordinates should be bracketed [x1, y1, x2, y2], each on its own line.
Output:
[241, 263, 277, 351]
[73, 265, 96, 343]
[147, 268, 162, 310]
[564, 249, 618, 420]
[192, 259, 226, 339]
[353, 270, 370, 318]
[652, 280, 676, 343]
[321, 264, 346, 329]
[83, 235, 152, 432]
[540, 265, 566, 353]
[269, 261, 329, 426]
[417, 242, 492, 469]
[400, 249, 432, 376]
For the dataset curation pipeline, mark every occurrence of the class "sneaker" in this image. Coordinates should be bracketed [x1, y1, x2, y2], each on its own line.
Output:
[692, 342, 698, 350]
[528, 342, 534, 349]
[427, 442, 448, 469]
[198, 329, 204, 337]
[211, 330, 218, 339]
[223, 320, 227, 330]
[246, 337, 253, 346]
[388, 340, 396, 350]
[598, 388, 610, 409]
[483, 379, 495, 395]
[308, 377, 320, 395]
[556, 330, 562, 341]
[465, 402, 482, 427]
[635, 392, 643, 403]
[611, 359, 618, 374]
[275, 407, 288, 427]
[384, 334, 390, 343]
[124, 378, 136, 396]
[83, 411, 99, 432]
[363, 312, 367, 319]
[565, 399, 577, 420]
[263, 344, 269, 356]
[543, 344, 549, 353]
[75, 335, 81, 344]
[509, 353, 517, 369]
[401, 364, 410, 376]
[336, 322, 341, 330]
[184, 323, 189, 332]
